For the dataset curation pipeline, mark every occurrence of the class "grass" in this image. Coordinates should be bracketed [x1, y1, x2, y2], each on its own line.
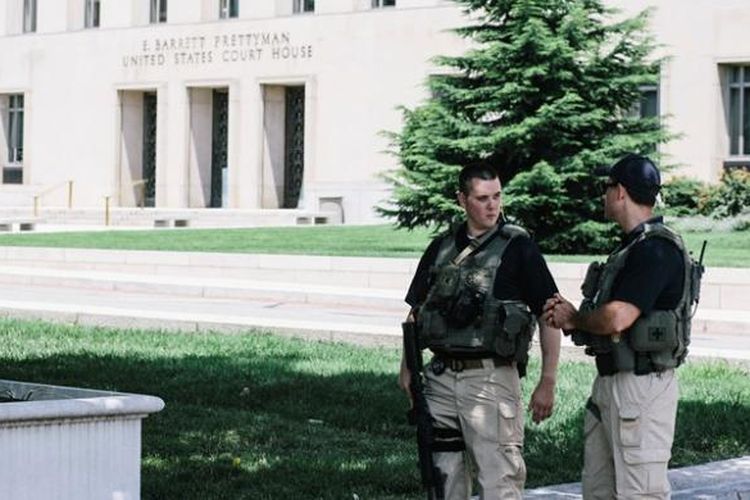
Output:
[0, 224, 746, 267]
[0, 225, 433, 258]
[0, 318, 748, 499]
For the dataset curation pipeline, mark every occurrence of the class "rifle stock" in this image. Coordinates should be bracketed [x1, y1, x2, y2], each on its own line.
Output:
[402, 321, 445, 500]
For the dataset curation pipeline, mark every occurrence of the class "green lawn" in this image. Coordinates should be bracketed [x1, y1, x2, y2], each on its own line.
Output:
[1, 319, 747, 499]
[0, 225, 746, 267]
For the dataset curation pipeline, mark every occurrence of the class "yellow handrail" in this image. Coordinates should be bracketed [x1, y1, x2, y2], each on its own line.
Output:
[103, 178, 148, 226]
[33, 180, 74, 216]
[104, 196, 111, 226]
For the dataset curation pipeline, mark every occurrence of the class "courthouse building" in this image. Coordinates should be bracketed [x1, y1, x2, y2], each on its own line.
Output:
[0, 0, 749, 224]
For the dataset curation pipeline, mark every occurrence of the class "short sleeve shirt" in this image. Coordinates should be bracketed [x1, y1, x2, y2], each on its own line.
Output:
[609, 217, 685, 314]
[405, 222, 559, 317]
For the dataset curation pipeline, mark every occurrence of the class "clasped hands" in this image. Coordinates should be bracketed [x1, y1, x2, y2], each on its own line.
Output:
[543, 293, 577, 331]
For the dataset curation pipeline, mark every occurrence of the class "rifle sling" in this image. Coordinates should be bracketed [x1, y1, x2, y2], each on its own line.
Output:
[450, 225, 501, 266]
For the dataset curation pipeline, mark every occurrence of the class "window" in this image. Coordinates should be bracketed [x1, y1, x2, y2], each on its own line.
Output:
[219, 0, 238, 19]
[728, 65, 750, 156]
[84, 0, 100, 28]
[372, 0, 396, 7]
[293, 0, 314, 14]
[629, 85, 659, 119]
[23, 0, 37, 33]
[5, 95, 24, 184]
[150, 0, 167, 24]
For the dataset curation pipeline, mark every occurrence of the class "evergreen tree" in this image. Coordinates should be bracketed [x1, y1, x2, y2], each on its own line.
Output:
[379, 0, 670, 253]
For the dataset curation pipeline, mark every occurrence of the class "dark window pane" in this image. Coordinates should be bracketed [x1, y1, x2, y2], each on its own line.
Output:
[94, 1, 100, 27]
[23, 0, 36, 32]
[17, 111, 24, 155]
[151, 0, 166, 23]
[640, 89, 658, 118]
[730, 87, 740, 155]
[744, 87, 750, 155]
[744, 66, 750, 83]
[730, 66, 741, 84]
[85, 0, 100, 28]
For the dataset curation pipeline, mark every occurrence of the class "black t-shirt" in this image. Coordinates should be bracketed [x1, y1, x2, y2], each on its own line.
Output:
[405, 222, 558, 317]
[609, 216, 685, 314]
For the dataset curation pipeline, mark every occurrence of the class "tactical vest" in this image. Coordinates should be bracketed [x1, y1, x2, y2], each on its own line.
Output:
[574, 222, 704, 372]
[417, 224, 535, 364]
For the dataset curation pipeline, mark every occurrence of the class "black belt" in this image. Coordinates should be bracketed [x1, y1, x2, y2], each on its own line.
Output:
[431, 354, 513, 374]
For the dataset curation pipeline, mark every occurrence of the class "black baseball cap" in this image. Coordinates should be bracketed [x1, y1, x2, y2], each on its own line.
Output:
[595, 153, 661, 204]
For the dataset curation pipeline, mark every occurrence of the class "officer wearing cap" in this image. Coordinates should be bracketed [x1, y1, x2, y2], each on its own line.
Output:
[544, 153, 693, 499]
[399, 164, 561, 499]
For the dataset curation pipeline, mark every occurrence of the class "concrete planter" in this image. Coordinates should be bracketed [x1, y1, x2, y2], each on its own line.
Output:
[0, 379, 165, 500]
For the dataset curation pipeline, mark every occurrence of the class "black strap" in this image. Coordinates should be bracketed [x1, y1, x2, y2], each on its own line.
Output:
[585, 397, 602, 422]
[433, 427, 465, 452]
[450, 224, 501, 266]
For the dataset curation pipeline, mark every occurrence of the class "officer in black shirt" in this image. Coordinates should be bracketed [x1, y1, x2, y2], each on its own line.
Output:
[544, 153, 689, 499]
[399, 164, 561, 499]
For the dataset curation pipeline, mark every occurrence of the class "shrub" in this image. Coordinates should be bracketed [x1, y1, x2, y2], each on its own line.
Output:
[706, 169, 750, 219]
[661, 176, 709, 216]
[541, 220, 620, 255]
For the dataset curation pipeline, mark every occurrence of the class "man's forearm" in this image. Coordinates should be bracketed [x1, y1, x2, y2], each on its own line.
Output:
[573, 301, 641, 336]
[538, 321, 560, 383]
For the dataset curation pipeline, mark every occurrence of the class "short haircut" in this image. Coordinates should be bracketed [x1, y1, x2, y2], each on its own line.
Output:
[623, 185, 657, 207]
[458, 164, 499, 195]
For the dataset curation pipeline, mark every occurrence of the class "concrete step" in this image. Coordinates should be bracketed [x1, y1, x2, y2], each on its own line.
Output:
[0, 247, 418, 289]
[0, 265, 405, 310]
[0, 247, 746, 358]
[0, 264, 746, 347]
[0, 283, 405, 348]
[0, 246, 747, 311]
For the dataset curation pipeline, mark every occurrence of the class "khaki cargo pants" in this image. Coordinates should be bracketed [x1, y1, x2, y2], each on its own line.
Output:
[424, 359, 526, 500]
[582, 370, 678, 499]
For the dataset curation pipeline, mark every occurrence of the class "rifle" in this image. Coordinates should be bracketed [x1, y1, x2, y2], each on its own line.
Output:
[402, 321, 445, 500]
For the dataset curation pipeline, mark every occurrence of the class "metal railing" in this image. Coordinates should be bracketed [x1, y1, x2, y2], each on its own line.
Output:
[103, 179, 148, 226]
[33, 180, 74, 217]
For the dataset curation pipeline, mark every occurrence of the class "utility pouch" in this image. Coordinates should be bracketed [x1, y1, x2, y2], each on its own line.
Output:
[432, 264, 461, 305]
[581, 262, 604, 299]
[628, 311, 678, 353]
[570, 330, 591, 347]
[493, 301, 533, 359]
[587, 333, 612, 355]
[611, 336, 635, 372]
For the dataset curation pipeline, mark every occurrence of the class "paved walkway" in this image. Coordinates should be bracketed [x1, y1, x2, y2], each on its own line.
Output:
[524, 456, 750, 499]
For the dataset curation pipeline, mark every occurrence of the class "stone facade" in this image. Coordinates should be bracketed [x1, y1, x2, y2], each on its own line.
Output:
[0, 0, 748, 223]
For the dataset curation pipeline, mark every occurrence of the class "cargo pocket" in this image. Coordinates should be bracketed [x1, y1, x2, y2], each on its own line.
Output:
[622, 448, 671, 495]
[498, 400, 523, 446]
[622, 448, 671, 465]
[618, 403, 641, 448]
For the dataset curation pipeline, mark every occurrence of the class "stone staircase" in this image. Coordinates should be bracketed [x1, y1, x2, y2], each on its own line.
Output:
[0, 246, 747, 358]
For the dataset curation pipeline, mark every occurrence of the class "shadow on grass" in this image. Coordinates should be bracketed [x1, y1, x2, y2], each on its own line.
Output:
[1, 347, 747, 499]
[0, 347, 584, 499]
